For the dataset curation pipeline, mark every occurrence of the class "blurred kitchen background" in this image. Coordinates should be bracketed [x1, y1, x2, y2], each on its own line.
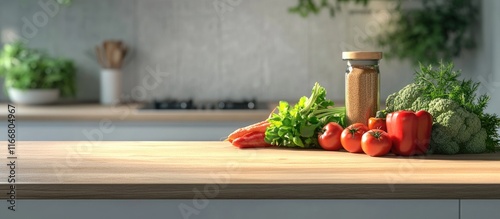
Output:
[0, 0, 499, 140]
[0, 0, 497, 102]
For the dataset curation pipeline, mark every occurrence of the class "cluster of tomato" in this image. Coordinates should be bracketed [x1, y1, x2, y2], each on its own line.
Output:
[318, 119, 391, 157]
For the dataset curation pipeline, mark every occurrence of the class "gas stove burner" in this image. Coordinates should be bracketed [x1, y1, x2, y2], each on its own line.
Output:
[153, 99, 196, 110]
[216, 99, 257, 110]
[143, 99, 262, 110]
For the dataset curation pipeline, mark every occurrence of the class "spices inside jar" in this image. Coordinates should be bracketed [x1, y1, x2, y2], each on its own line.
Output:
[345, 65, 379, 125]
[342, 52, 382, 126]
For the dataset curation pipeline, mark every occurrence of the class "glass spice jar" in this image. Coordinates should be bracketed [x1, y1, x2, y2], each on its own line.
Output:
[342, 51, 383, 126]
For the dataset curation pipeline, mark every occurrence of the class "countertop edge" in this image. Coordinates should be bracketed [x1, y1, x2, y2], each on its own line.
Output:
[2, 184, 500, 199]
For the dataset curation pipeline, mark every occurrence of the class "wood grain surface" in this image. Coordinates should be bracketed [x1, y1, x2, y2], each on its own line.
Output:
[0, 141, 499, 199]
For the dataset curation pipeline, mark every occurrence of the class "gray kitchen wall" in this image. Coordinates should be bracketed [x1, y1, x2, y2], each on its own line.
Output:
[0, 0, 498, 113]
[0, 0, 412, 102]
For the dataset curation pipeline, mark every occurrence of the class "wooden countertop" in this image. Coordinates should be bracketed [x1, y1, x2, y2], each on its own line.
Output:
[1, 141, 499, 199]
[0, 103, 272, 122]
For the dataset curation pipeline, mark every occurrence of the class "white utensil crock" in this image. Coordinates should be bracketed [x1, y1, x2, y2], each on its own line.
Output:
[100, 69, 121, 105]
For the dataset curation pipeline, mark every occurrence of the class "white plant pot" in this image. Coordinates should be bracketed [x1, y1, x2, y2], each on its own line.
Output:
[8, 88, 60, 105]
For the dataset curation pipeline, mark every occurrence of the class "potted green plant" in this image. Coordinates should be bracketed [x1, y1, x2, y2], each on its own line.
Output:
[0, 42, 76, 104]
[289, 0, 478, 64]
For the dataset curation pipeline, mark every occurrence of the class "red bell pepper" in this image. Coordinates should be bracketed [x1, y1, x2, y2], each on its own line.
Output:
[386, 110, 432, 156]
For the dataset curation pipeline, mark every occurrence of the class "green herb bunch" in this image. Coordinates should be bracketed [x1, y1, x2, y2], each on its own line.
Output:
[414, 62, 500, 151]
[265, 83, 345, 148]
[0, 42, 76, 97]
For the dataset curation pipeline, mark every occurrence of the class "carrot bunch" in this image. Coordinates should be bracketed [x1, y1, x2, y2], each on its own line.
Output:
[226, 121, 272, 148]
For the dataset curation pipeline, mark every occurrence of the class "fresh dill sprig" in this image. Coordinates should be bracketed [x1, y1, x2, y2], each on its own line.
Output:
[414, 61, 500, 152]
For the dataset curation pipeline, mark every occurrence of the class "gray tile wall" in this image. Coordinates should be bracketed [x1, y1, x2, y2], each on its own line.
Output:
[0, 0, 483, 104]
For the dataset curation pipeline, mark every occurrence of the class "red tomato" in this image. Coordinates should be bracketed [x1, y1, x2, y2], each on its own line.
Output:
[368, 118, 387, 132]
[318, 122, 343, 151]
[361, 129, 392, 157]
[341, 123, 369, 153]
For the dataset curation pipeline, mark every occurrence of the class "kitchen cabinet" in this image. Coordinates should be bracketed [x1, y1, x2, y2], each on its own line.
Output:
[0, 200, 459, 219]
[460, 200, 500, 219]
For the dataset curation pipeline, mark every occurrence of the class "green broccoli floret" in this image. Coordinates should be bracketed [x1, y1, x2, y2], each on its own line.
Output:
[386, 95, 487, 154]
[430, 134, 459, 155]
[461, 128, 487, 154]
[434, 110, 463, 138]
[411, 96, 430, 112]
[453, 108, 480, 144]
[465, 114, 481, 135]
[386, 83, 422, 112]
[455, 123, 472, 144]
[427, 99, 460, 117]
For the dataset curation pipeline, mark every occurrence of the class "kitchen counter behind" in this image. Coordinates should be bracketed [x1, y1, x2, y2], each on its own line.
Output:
[0, 141, 499, 199]
[0, 103, 273, 122]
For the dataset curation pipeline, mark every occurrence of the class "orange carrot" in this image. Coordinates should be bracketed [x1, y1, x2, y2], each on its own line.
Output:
[226, 120, 270, 143]
[231, 132, 272, 148]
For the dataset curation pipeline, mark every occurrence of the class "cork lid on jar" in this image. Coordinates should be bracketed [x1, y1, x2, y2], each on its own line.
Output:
[342, 51, 383, 60]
